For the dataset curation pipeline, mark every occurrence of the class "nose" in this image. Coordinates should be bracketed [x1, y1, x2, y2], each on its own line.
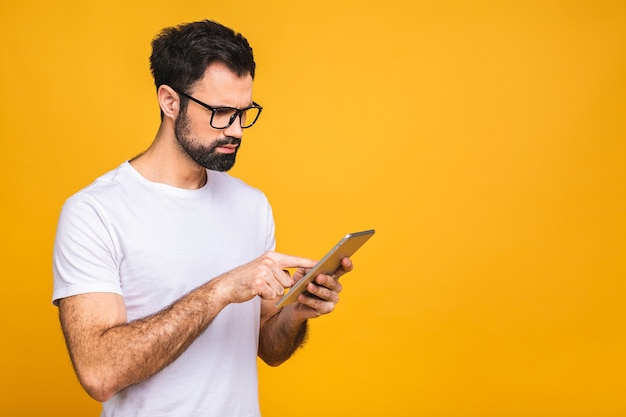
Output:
[223, 114, 244, 137]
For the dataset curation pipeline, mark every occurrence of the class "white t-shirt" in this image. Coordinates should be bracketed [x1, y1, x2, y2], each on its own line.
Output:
[53, 162, 276, 417]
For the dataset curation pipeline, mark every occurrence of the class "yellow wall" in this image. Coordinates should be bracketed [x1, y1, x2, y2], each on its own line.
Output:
[1, 1, 625, 416]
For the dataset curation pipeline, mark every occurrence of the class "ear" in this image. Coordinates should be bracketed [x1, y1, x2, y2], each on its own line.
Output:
[157, 85, 180, 119]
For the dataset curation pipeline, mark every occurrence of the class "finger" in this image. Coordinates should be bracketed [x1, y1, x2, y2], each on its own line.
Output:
[258, 254, 294, 288]
[292, 267, 310, 283]
[270, 265, 294, 288]
[297, 292, 337, 315]
[252, 271, 284, 299]
[341, 256, 353, 272]
[314, 274, 343, 292]
[332, 257, 354, 280]
[271, 252, 317, 270]
[257, 286, 278, 300]
[306, 283, 338, 304]
[251, 276, 280, 300]
[309, 275, 343, 296]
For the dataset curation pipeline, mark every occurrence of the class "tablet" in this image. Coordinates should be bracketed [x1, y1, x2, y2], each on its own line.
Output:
[275, 229, 375, 308]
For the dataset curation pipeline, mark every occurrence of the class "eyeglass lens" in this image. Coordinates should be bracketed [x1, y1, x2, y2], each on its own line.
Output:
[212, 107, 261, 129]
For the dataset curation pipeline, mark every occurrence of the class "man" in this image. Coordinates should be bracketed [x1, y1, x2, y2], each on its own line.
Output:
[52, 20, 353, 416]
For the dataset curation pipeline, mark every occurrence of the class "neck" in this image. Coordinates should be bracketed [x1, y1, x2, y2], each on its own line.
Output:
[130, 122, 208, 190]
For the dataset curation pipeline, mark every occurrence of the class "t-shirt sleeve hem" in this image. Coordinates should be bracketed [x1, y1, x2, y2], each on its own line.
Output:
[52, 284, 123, 307]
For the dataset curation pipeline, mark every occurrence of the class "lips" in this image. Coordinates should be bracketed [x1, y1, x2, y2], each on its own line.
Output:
[212, 136, 241, 154]
[216, 144, 238, 154]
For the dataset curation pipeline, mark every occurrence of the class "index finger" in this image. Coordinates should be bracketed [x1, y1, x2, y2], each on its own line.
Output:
[270, 252, 318, 270]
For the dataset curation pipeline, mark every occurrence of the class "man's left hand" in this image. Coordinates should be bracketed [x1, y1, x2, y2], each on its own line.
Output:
[288, 257, 353, 320]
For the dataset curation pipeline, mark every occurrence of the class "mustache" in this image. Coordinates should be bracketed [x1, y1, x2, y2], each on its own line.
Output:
[213, 136, 241, 147]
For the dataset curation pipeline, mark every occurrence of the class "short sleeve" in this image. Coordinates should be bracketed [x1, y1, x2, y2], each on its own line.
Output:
[52, 194, 122, 305]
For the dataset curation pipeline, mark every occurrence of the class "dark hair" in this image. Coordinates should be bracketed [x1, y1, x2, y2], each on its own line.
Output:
[149, 19, 255, 94]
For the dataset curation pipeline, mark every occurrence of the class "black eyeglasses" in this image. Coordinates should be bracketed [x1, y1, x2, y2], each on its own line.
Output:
[173, 88, 263, 129]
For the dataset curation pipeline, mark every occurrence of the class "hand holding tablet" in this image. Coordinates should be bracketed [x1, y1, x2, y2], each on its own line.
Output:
[275, 229, 376, 308]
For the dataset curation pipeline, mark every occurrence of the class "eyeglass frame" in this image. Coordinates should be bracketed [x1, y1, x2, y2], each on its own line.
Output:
[172, 87, 263, 129]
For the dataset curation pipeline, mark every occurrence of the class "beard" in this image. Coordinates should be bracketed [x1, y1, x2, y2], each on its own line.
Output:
[174, 109, 241, 172]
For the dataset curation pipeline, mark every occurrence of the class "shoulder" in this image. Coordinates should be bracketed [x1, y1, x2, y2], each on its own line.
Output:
[58, 162, 136, 228]
[63, 162, 142, 207]
[65, 162, 127, 199]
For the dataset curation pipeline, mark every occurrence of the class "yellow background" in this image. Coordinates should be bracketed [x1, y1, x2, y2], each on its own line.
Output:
[1, 1, 625, 416]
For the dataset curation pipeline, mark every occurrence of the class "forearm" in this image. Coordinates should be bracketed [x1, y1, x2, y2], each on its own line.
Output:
[258, 308, 308, 366]
[60, 251, 315, 401]
[101, 290, 221, 392]
[60, 279, 228, 402]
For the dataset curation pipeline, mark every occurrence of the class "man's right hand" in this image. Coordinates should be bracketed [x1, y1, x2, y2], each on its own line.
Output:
[215, 251, 317, 303]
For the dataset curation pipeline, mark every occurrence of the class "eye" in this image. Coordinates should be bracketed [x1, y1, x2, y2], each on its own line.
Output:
[214, 108, 236, 117]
